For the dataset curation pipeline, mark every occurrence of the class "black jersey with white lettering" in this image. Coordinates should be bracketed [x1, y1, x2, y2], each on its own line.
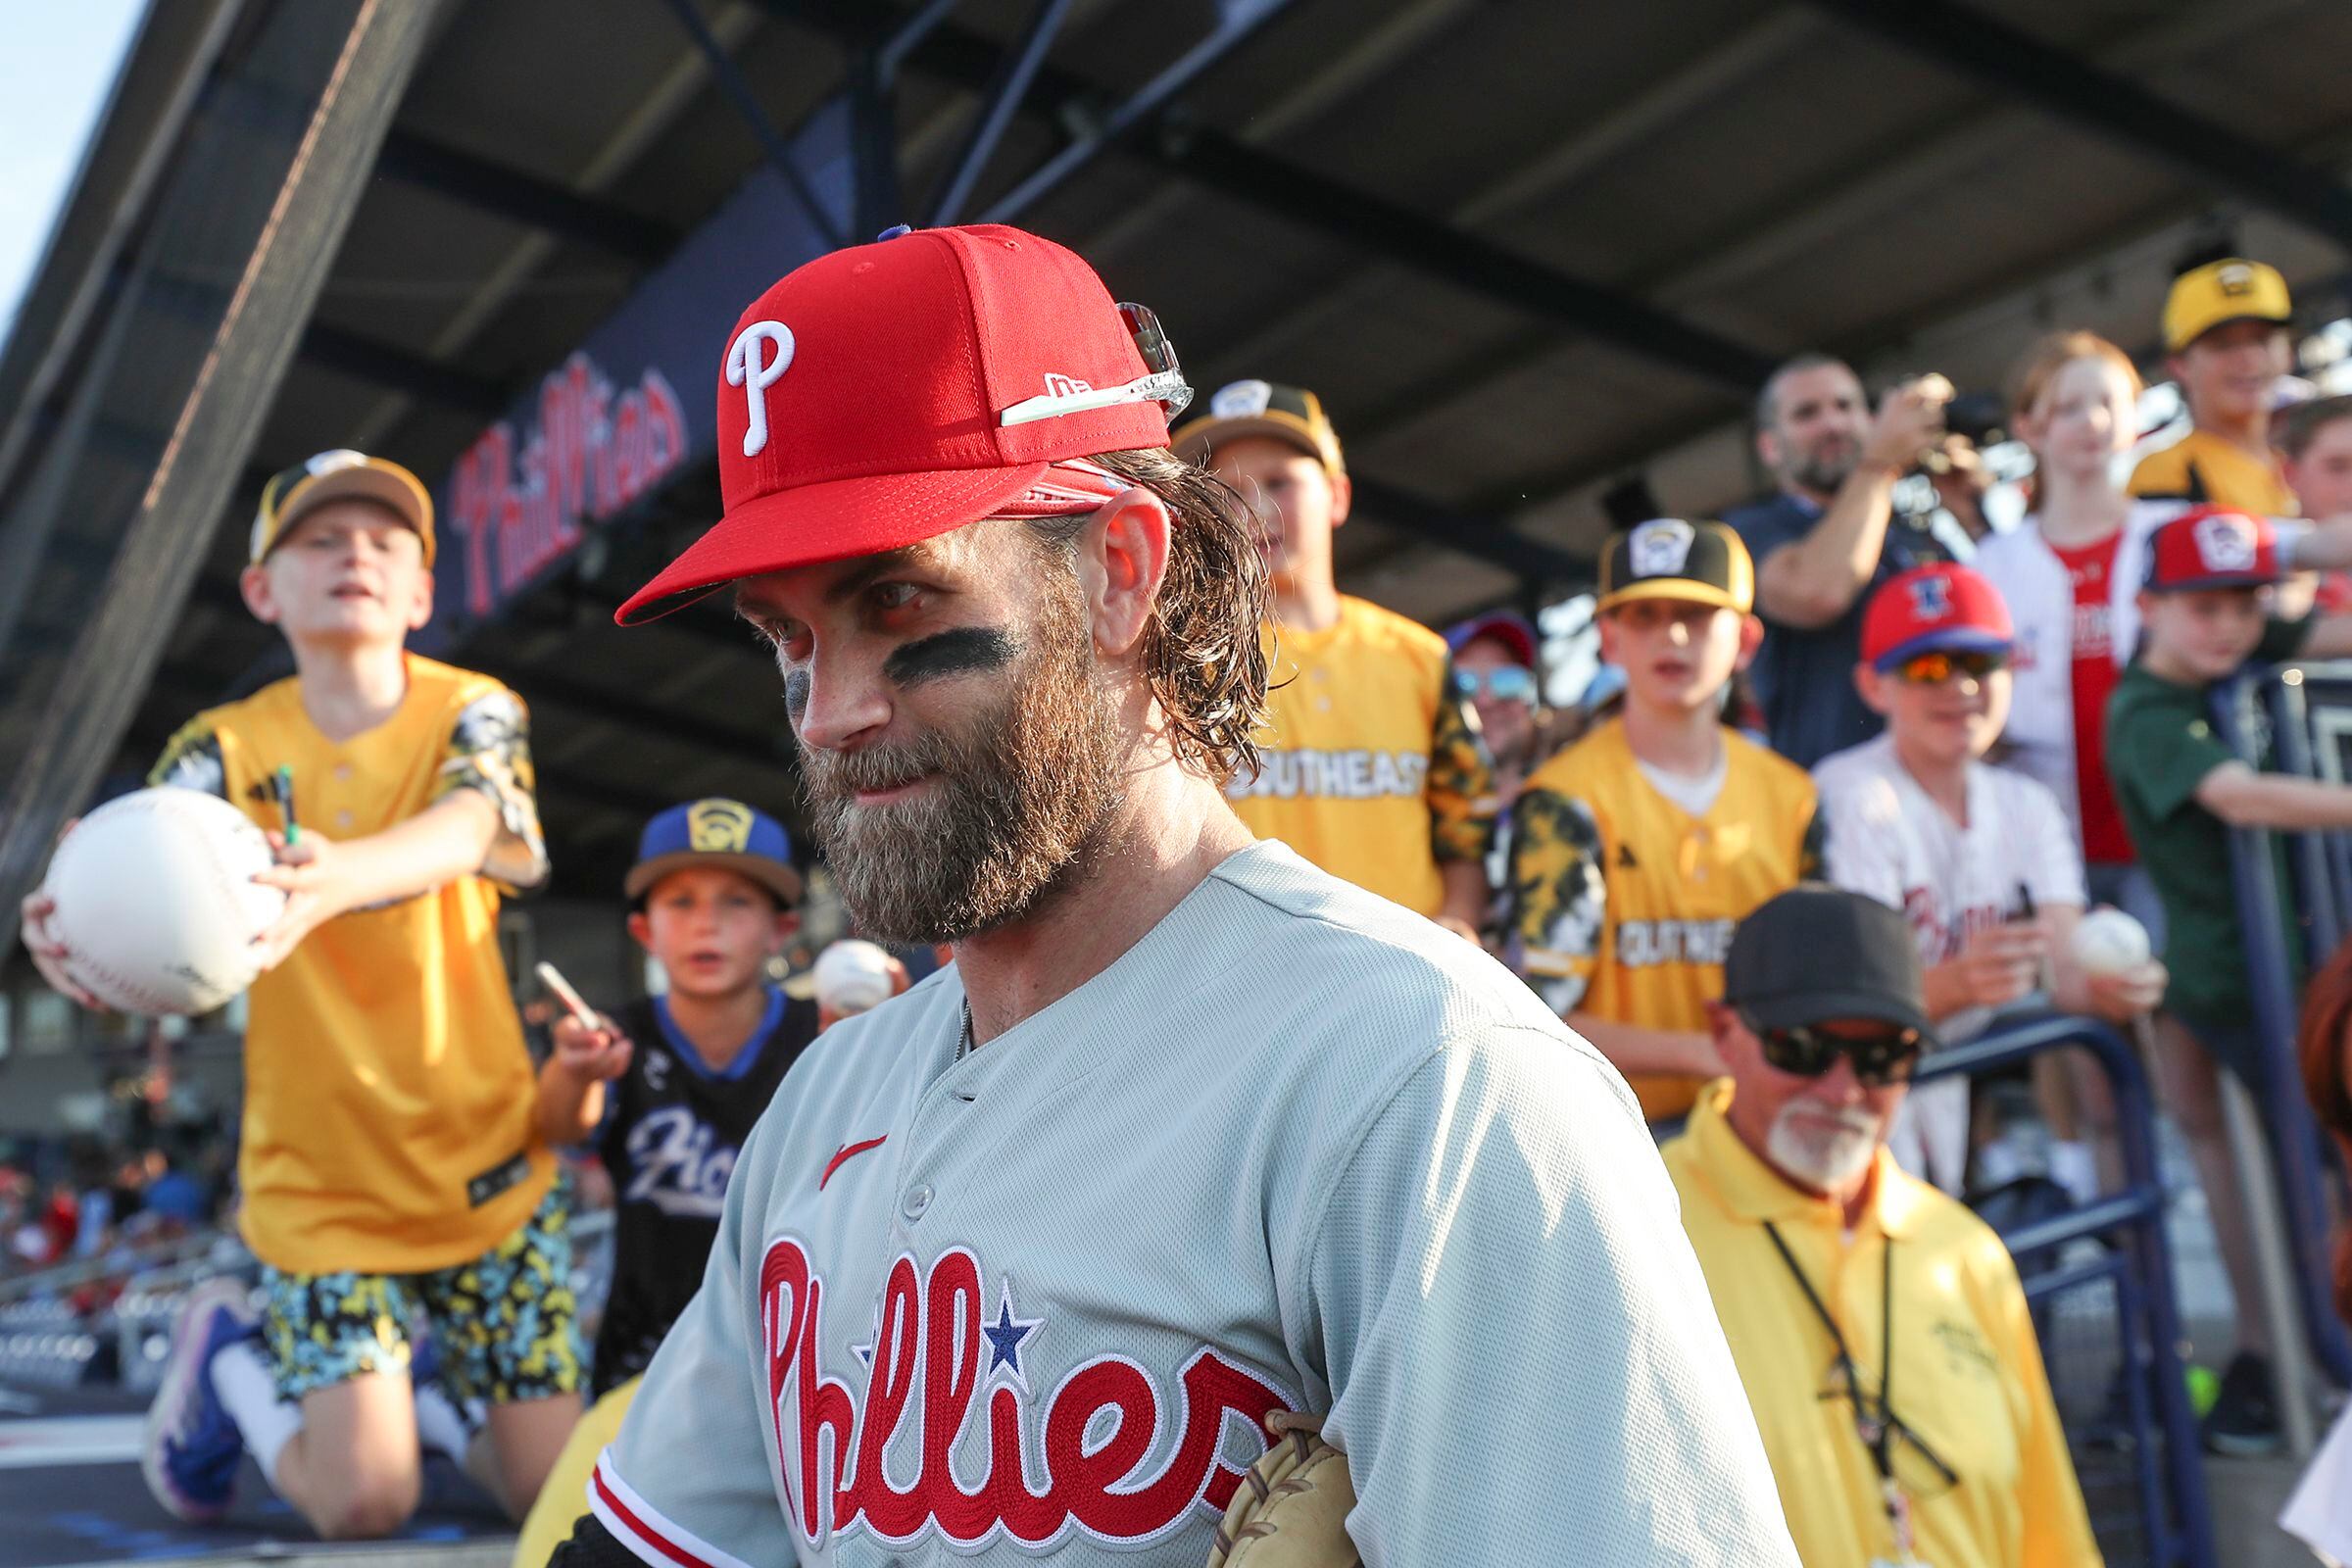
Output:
[591, 989, 818, 1396]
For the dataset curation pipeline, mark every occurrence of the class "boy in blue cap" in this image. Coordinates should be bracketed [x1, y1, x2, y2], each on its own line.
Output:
[518, 799, 825, 1564]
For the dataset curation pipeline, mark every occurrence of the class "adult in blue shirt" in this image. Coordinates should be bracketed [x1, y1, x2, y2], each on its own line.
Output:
[1724, 354, 1957, 767]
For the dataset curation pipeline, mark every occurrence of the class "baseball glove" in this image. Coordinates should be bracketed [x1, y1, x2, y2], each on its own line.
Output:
[1205, 1410, 1360, 1567]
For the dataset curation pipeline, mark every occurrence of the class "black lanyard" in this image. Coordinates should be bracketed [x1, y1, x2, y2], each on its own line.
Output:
[1762, 1220, 1896, 1484]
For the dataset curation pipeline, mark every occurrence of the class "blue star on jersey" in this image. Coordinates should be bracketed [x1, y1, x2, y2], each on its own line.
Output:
[982, 1280, 1044, 1393]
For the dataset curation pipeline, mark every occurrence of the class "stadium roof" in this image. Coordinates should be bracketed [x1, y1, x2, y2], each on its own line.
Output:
[6, 0, 2352, 897]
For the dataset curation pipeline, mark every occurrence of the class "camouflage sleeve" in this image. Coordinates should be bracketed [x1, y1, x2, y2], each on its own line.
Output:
[148, 720, 229, 801]
[1427, 660, 1498, 863]
[1798, 801, 1825, 881]
[1504, 787, 1604, 1017]
[435, 687, 550, 891]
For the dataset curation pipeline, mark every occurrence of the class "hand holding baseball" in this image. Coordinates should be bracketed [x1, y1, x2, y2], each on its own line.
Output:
[1951, 920, 2044, 1009]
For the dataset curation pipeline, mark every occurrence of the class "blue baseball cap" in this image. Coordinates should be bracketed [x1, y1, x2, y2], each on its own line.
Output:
[625, 799, 802, 906]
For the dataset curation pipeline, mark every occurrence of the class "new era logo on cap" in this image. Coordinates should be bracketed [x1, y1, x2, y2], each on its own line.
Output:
[615, 224, 1190, 625]
[1861, 564, 2013, 670]
[2143, 505, 2284, 593]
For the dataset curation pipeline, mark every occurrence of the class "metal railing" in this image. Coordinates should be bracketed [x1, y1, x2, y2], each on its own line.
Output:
[1916, 1014, 2215, 1568]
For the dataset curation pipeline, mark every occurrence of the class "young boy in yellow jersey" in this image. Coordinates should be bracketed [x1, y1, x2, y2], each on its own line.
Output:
[1172, 381, 1494, 934]
[1507, 519, 1821, 1123]
[2129, 254, 2299, 515]
[18, 451, 581, 1538]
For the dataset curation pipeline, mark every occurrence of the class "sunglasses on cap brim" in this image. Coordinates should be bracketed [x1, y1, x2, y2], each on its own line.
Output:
[998, 303, 1195, 427]
[1890, 648, 2007, 685]
[1452, 666, 1539, 704]
[1741, 1013, 1926, 1089]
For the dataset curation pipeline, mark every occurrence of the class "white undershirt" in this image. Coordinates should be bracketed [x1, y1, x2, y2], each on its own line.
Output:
[1636, 752, 1729, 819]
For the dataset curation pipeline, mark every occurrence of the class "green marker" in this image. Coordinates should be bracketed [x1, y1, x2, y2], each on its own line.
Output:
[275, 765, 299, 845]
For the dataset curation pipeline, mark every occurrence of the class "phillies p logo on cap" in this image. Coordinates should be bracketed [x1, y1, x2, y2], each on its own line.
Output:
[615, 224, 1192, 625]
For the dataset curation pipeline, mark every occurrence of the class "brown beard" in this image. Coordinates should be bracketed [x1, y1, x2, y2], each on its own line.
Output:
[799, 576, 1126, 946]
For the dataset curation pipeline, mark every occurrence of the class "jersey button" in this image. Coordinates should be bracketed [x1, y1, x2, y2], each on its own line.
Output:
[903, 1183, 933, 1221]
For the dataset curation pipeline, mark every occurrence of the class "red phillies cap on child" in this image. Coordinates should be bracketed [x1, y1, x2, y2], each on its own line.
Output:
[2142, 505, 2285, 593]
[615, 223, 1192, 624]
[1861, 563, 2015, 670]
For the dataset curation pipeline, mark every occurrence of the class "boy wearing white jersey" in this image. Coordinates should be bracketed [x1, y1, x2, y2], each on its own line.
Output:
[546, 225, 1797, 1566]
[1815, 564, 2164, 1192]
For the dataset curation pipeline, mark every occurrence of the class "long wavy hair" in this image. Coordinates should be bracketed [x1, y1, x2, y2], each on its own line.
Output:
[1024, 447, 1271, 786]
[2296, 935, 2352, 1326]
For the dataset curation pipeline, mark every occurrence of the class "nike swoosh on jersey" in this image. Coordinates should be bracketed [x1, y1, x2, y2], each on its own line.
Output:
[819, 1135, 888, 1190]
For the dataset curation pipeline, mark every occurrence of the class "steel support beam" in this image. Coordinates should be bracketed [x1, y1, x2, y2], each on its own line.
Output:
[374, 130, 681, 262]
[1803, 0, 2352, 251]
[848, 42, 906, 237]
[1348, 477, 1588, 583]
[1157, 126, 1777, 392]
[301, 322, 508, 416]
[657, 0, 847, 249]
[925, 0, 1075, 226]
[0, 0, 455, 913]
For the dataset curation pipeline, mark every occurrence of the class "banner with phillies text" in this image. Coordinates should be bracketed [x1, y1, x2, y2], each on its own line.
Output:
[431, 103, 853, 630]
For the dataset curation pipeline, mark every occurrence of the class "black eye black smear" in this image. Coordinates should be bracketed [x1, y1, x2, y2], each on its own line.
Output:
[783, 669, 810, 720]
[884, 626, 1019, 688]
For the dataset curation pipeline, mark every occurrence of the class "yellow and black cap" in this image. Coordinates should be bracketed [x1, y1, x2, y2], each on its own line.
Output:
[1170, 379, 1345, 475]
[1596, 517, 1754, 615]
[250, 449, 436, 566]
[2164, 258, 2291, 354]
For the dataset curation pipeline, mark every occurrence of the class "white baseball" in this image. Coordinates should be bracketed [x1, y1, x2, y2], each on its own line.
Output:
[2071, 907, 2152, 978]
[42, 788, 287, 1015]
[813, 939, 896, 1017]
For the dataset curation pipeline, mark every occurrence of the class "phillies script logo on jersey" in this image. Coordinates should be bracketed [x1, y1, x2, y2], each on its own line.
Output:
[760, 1236, 1295, 1551]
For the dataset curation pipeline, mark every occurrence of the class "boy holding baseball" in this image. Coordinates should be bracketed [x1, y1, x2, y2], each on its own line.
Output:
[1813, 563, 2166, 1193]
[18, 452, 580, 1538]
[514, 799, 895, 1568]
[2107, 506, 2352, 1453]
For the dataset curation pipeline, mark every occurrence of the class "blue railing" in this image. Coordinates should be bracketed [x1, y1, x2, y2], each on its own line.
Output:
[1915, 1014, 2214, 1568]
[2211, 669, 2352, 1387]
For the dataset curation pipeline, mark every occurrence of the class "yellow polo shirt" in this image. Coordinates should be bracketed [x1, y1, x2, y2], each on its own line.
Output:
[151, 654, 554, 1275]
[1663, 1082, 2101, 1568]
[1225, 595, 1494, 916]
[2128, 427, 2296, 516]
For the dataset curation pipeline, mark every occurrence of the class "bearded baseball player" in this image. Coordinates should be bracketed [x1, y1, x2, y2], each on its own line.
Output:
[549, 223, 1796, 1566]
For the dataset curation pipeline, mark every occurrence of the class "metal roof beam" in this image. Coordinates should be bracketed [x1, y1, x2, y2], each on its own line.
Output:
[1801, 0, 2352, 250]
[1348, 477, 1588, 583]
[374, 130, 683, 263]
[1153, 127, 1778, 392]
[655, 0, 848, 248]
[300, 322, 508, 416]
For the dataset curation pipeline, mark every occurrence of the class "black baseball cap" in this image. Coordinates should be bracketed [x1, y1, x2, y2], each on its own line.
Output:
[1596, 518, 1754, 614]
[1723, 885, 1936, 1043]
[1170, 379, 1346, 475]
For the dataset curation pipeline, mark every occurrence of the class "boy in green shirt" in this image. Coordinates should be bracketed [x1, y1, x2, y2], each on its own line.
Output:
[2107, 505, 2352, 1457]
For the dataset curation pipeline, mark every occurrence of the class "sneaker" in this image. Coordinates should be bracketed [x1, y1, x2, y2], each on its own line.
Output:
[2201, 1350, 2283, 1457]
[140, 1276, 259, 1522]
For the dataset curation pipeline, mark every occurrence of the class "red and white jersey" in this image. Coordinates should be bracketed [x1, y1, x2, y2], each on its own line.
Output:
[1813, 735, 2085, 1040]
[590, 842, 1796, 1566]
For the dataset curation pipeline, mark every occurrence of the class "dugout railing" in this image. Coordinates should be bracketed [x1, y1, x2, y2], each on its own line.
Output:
[2211, 666, 2352, 1397]
[1915, 1013, 2216, 1568]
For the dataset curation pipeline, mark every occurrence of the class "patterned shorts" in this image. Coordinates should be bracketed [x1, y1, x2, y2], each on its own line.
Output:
[261, 1179, 585, 1404]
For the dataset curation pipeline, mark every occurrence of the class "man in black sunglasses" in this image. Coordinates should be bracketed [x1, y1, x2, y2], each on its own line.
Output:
[1664, 886, 2101, 1567]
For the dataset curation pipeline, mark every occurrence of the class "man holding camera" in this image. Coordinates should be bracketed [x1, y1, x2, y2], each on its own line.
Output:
[1727, 355, 1967, 768]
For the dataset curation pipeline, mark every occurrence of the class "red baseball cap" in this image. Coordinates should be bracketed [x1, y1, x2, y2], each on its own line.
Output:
[616, 224, 1192, 624]
[1861, 564, 2014, 670]
[2142, 505, 2284, 593]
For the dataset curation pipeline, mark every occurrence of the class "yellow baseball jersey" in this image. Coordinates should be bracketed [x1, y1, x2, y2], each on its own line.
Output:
[1665, 1083, 2102, 1568]
[150, 654, 554, 1274]
[2128, 426, 2296, 515]
[1225, 595, 1494, 916]
[1507, 718, 1819, 1119]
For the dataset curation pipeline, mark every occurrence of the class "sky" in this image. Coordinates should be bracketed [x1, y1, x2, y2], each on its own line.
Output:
[0, 0, 150, 336]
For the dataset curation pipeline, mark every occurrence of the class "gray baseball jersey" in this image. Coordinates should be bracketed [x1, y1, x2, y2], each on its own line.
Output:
[589, 841, 1796, 1565]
